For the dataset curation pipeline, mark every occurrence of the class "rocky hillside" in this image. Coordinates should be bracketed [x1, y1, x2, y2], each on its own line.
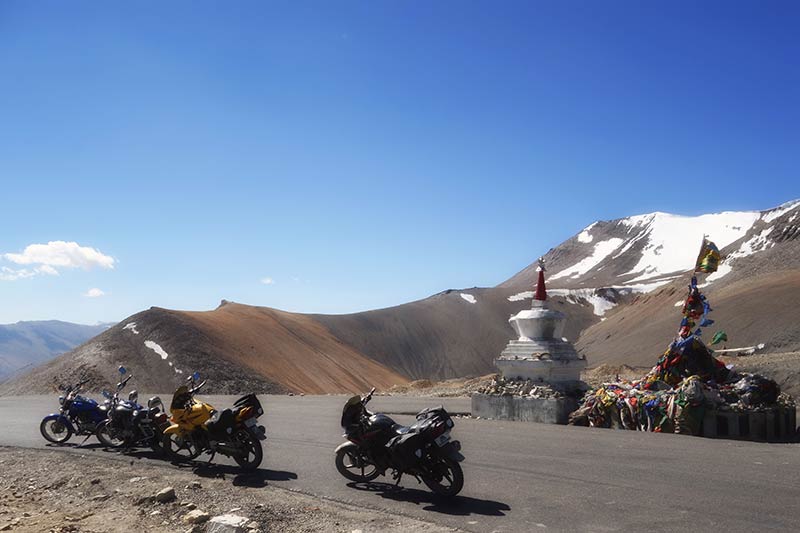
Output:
[2, 200, 798, 394]
[0, 320, 109, 382]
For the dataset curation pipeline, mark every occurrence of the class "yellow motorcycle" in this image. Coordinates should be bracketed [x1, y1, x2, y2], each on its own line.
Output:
[161, 373, 266, 471]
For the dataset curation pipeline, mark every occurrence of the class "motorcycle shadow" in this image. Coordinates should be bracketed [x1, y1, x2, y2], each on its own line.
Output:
[186, 462, 299, 488]
[45, 442, 105, 450]
[346, 482, 511, 516]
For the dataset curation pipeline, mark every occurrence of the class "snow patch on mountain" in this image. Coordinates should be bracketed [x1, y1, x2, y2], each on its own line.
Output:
[705, 227, 776, 283]
[761, 200, 800, 224]
[549, 288, 617, 316]
[122, 322, 139, 335]
[460, 293, 477, 304]
[550, 238, 624, 280]
[144, 340, 169, 360]
[577, 222, 596, 243]
[622, 211, 760, 282]
[507, 291, 534, 302]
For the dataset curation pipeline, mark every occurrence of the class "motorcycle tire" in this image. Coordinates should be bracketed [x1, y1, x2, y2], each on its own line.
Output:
[335, 444, 381, 482]
[422, 457, 464, 497]
[95, 420, 126, 448]
[233, 429, 263, 471]
[40, 418, 72, 444]
[161, 432, 202, 462]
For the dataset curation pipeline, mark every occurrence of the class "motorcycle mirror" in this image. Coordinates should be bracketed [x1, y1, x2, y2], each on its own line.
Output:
[102, 390, 111, 399]
[192, 371, 200, 381]
[118, 366, 127, 375]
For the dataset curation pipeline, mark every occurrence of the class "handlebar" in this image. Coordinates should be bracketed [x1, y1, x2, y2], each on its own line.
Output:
[362, 387, 376, 405]
[190, 380, 206, 395]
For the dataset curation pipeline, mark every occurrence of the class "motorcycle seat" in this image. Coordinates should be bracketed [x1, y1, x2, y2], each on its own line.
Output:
[206, 408, 235, 435]
[392, 424, 412, 435]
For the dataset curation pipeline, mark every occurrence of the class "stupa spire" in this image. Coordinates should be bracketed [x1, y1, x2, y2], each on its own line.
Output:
[534, 257, 547, 301]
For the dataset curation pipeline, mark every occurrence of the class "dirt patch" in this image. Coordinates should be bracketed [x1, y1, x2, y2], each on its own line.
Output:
[0, 447, 451, 533]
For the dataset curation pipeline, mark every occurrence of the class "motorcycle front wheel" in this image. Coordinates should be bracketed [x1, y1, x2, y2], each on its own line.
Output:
[422, 457, 464, 497]
[95, 420, 126, 448]
[335, 444, 380, 482]
[161, 432, 202, 462]
[233, 429, 263, 471]
[40, 418, 72, 444]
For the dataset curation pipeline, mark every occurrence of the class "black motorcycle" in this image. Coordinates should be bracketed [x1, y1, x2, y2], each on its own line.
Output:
[335, 388, 465, 497]
[94, 367, 169, 451]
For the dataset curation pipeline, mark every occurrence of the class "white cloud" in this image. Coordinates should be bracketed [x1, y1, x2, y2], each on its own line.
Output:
[84, 288, 106, 298]
[260, 277, 275, 285]
[4, 241, 115, 271]
[0, 267, 36, 281]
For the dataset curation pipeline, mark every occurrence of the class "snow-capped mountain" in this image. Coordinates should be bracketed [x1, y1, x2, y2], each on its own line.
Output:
[501, 200, 800, 313]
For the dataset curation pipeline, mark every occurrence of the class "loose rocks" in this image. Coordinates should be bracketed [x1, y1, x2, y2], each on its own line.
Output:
[207, 514, 251, 533]
[182, 509, 211, 524]
[154, 487, 176, 503]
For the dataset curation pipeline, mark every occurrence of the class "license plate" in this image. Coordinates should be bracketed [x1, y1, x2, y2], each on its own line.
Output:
[434, 432, 450, 447]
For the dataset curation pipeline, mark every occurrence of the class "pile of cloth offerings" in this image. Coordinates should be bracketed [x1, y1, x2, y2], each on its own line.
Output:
[570, 268, 795, 434]
[569, 372, 794, 434]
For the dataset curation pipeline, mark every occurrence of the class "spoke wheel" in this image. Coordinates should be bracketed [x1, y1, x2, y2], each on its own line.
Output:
[335, 444, 380, 482]
[422, 457, 464, 497]
[233, 429, 263, 471]
[162, 432, 201, 461]
[40, 418, 72, 444]
[95, 420, 126, 447]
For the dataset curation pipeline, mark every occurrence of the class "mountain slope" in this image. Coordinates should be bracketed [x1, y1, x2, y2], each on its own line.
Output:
[2, 200, 798, 394]
[0, 321, 109, 381]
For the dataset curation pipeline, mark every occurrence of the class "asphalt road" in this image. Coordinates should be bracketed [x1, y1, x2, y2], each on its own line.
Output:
[2, 394, 799, 533]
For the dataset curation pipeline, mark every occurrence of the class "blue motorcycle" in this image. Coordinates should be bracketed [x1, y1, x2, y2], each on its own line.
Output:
[39, 378, 113, 444]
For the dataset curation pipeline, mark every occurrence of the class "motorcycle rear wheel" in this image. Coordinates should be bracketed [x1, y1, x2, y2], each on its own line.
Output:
[161, 432, 202, 462]
[40, 418, 72, 444]
[233, 429, 263, 471]
[335, 444, 380, 482]
[422, 457, 464, 497]
[95, 420, 126, 448]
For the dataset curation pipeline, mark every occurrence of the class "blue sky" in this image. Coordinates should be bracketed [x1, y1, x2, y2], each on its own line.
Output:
[1, 1, 798, 324]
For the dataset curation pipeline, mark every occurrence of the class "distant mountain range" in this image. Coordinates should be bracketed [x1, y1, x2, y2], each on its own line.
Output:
[0, 321, 111, 381]
[2, 200, 798, 395]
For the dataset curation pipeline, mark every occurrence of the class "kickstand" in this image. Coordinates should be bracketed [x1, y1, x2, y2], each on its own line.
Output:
[206, 451, 216, 465]
[393, 472, 403, 486]
[77, 433, 93, 448]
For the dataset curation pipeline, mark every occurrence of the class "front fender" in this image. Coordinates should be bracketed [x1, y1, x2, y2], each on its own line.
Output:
[335, 441, 357, 454]
[42, 413, 75, 433]
[438, 440, 465, 462]
[162, 423, 181, 435]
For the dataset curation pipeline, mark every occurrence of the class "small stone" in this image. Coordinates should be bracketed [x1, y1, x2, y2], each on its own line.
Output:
[90, 479, 101, 485]
[155, 487, 176, 504]
[150, 510, 162, 516]
[90, 494, 109, 502]
[129, 477, 147, 483]
[207, 514, 250, 533]
[0, 524, 11, 531]
[182, 510, 210, 524]
[187, 481, 202, 490]
[229, 507, 242, 513]
[185, 503, 197, 510]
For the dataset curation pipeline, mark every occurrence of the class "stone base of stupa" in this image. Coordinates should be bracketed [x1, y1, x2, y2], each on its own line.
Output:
[495, 354, 587, 383]
[471, 393, 579, 424]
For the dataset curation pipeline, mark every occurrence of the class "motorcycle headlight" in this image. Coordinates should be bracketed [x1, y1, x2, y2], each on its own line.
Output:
[133, 410, 139, 417]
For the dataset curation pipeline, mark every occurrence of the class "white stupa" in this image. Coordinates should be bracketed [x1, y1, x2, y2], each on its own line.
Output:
[495, 258, 587, 383]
